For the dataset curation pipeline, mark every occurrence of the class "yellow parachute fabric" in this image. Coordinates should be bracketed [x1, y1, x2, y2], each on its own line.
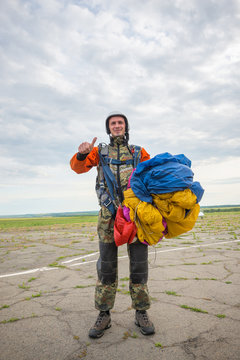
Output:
[123, 188, 200, 245]
[152, 190, 200, 238]
[122, 189, 165, 245]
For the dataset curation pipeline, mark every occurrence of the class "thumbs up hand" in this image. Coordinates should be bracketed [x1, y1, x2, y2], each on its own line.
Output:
[78, 137, 97, 154]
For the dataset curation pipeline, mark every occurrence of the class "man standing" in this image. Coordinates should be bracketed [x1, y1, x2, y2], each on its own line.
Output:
[70, 112, 155, 338]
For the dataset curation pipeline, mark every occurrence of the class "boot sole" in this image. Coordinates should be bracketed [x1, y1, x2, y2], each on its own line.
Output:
[89, 321, 111, 339]
[135, 320, 155, 335]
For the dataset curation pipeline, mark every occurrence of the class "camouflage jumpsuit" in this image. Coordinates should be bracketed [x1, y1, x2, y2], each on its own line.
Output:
[95, 136, 151, 311]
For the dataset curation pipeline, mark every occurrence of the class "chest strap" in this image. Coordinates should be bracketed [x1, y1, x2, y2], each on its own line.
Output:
[106, 158, 134, 166]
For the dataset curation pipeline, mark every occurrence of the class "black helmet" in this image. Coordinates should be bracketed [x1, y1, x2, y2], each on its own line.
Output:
[105, 111, 129, 141]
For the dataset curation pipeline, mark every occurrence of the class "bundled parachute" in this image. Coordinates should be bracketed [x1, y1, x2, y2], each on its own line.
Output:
[114, 152, 204, 246]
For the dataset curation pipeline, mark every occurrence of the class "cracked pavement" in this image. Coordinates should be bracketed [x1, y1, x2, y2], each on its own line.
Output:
[0, 213, 240, 359]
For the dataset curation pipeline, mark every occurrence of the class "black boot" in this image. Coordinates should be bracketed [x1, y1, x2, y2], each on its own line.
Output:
[135, 310, 155, 335]
[89, 311, 111, 338]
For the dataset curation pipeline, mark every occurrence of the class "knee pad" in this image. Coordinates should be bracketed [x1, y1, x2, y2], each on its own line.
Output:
[97, 242, 118, 284]
[129, 241, 148, 284]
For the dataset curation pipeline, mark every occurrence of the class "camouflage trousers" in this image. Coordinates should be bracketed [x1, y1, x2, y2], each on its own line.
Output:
[95, 207, 151, 311]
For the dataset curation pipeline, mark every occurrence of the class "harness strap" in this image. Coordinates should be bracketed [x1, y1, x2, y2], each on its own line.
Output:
[97, 143, 142, 216]
[132, 145, 141, 168]
[106, 158, 134, 166]
[98, 151, 119, 199]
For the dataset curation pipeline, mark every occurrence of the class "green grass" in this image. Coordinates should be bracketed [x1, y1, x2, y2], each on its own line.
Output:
[180, 305, 208, 314]
[1, 317, 20, 324]
[18, 282, 30, 290]
[0, 216, 98, 230]
[32, 292, 42, 298]
[194, 277, 217, 281]
[173, 277, 188, 280]
[216, 314, 226, 318]
[117, 289, 130, 295]
[182, 262, 197, 265]
[48, 262, 66, 268]
[0, 304, 10, 310]
[123, 331, 138, 339]
[180, 241, 195, 245]
[165, 291, 180, 296]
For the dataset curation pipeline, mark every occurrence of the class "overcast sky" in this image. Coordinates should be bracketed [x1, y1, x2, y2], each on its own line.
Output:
[0, 0, 240, 216]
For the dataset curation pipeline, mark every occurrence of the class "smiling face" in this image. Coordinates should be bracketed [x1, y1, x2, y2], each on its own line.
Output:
[108, 116, 126, 137]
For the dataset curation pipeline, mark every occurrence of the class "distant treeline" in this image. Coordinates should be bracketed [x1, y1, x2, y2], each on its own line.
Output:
[0, 211, 98, 219]
[53, 211, 98, 217]
[1, 206, 240, 219]
[201, 205, 240, 209]
[203, 208, 240, 213]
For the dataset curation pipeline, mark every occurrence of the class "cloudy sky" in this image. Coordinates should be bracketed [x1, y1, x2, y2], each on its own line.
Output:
[0, 0, 240, 216]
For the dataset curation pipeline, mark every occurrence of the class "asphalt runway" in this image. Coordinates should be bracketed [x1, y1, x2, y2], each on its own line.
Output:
[0, 214, 240, 359]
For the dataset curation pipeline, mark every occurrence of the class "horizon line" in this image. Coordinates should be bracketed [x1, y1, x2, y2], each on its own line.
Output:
[1, 205, 240, 218]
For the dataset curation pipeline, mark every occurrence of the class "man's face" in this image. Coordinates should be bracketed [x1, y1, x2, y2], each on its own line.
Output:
[109, 116, 126, 137]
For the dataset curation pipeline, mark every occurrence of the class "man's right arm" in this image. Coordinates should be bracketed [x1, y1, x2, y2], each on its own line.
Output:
[70, 137, 99, 174]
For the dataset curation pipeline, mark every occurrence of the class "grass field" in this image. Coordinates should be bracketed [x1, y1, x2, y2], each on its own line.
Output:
[0, 206, 239, 230]
[0, 216, 98, 230]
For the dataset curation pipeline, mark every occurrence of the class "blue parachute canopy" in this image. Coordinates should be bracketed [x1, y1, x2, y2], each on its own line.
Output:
[130, 152, 204, 203]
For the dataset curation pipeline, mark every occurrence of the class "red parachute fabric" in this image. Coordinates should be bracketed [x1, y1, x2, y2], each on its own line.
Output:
[114, 206, 137, 246]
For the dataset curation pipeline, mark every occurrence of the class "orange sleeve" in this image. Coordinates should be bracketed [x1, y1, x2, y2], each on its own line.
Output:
[70, 147, 99, 174]
[140, 147, 150, 162]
